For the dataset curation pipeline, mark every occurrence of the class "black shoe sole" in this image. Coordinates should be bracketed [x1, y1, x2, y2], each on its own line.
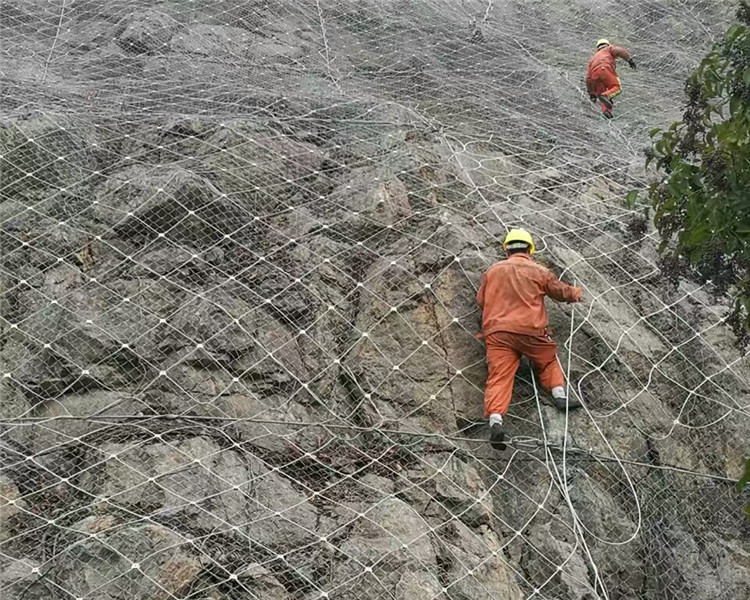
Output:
[489, 423, 506, 451]
[554, 398, 583, 410]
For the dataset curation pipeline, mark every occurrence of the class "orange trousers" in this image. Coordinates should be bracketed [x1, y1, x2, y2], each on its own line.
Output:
[483, 331, 565, 417]
[588, 67, 621, 113]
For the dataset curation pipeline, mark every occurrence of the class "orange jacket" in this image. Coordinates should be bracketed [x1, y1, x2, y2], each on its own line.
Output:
[477, 254, 582, 336]
[585, 45, 632, 82]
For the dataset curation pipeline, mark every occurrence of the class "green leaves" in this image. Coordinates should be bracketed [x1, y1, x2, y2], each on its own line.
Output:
[625, 190, 640, 209]
[646, 5, 750, 343]
[730, 95, 743, 117]
[726, 23, 746, 43]
[738, 458, 750, 520]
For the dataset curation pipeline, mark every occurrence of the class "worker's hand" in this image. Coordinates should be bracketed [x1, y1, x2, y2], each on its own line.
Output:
[589, 94, 598, 102]
[628, 58, 637, 70]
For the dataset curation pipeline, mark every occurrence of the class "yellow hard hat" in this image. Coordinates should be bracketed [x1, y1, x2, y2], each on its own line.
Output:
[503, 228, 535, 254]
[596, 38, 610, 49]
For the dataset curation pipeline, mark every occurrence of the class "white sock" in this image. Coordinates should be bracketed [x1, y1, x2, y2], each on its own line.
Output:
[552, 386, 566, 399]
[489, 413, 503, 426]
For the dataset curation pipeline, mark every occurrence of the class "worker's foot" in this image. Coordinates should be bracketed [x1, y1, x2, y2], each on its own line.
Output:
[553, 396, 583, 410]
[598, 95, 613, 109]
[602, 109, 613, 119]
[551, 387, 582, 411]
[488, 413, 506, 451]
[489, 422, 506, 451]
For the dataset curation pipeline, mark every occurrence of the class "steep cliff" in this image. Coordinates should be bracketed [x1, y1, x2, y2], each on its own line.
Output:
[1, 1, 748, 599]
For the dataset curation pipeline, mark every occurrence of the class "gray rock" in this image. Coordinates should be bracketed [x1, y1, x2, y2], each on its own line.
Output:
[440, 521, 524, 599]
[170, 24, 254, 57]
[338, 496, 435, 565]
[114, 10, 179, 55]
[0, 116, 97, 203]
[0, 475, 26, 542]
[207, 393, 313, 453]
[80, 436, 250, 531]
[9, 276, 180, 392]
[198, 123, 325, 212]
[78, 436, 318, 550]
[238, 563, 292, 600]
[0, 378, 28, 420]
[395, 570, 445, 600]
[358, 473, 396, 495]
[92, 166, 246, 243]
[26, 391, 145, 453]
[344, 255, 472, 431]
[567, 471, 643, 596]
[0, 556, 45, 600]
[431, 454, 492, 527]
[521, 520, 595, 600]
[53, 521, 201, 600]
[331, 496, 437, 598]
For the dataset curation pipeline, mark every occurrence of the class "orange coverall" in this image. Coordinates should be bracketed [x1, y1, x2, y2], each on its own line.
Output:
[585, 45, 632, 114]
[476, 254, 582, 417]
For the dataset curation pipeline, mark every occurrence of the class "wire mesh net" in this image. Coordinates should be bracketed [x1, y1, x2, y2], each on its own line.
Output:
[1, 1, 749, 599]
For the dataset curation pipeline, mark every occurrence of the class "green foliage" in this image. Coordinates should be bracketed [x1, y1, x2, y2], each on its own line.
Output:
[647, 2, 750, 344]
[625, 189, 640, 209]
[738, 458, 750, 519]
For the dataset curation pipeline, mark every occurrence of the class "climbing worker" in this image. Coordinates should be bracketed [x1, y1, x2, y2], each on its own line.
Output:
[476, 229, 583, 451]
[585, 38, 636, 119]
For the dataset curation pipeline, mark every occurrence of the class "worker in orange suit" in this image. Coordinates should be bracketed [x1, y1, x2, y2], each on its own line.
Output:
[477, 229, 583, 450]
[585, 39, 636, 119]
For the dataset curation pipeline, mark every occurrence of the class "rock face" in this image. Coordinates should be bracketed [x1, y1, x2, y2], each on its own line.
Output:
[1, 2, 748, 600]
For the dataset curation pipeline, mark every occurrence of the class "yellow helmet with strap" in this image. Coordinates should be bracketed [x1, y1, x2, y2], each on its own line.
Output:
[503, 228, 535, 254]
[596, 38, 610, 49]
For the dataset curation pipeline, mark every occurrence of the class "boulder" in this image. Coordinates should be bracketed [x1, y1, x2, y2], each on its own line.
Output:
[238, 563, 292, 600]
[440, 521, 524, 599]
[0, 556, 45, 600]
[0, 475, 26, 542]
[79, 436, 319, 551]
[331, 497, 437, 599]
[53, 522, 201, 600]
[114, 10, 179, 55]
